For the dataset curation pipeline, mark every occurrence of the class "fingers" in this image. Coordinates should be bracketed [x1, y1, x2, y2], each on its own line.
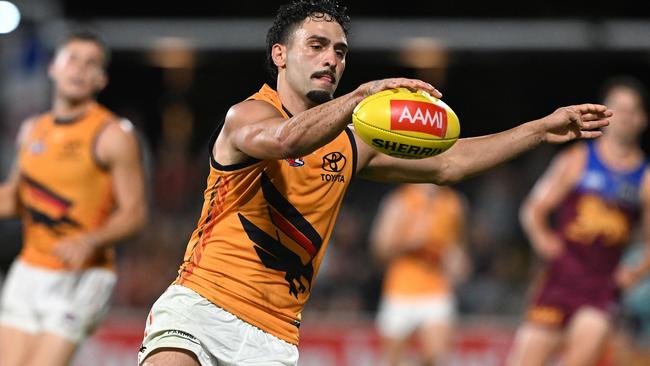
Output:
[382, 78, 443, 98]
[580, 118, 609, 130]
[53, 242, 83, 268]
[579, 130, 604, 139]
[564, 104, 611, 130]
[574, 103, 608, 113]
[573, 103, 613, 119]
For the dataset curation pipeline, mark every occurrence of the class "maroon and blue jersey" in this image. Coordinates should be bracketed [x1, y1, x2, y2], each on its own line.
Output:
[528, 141, 647, 327]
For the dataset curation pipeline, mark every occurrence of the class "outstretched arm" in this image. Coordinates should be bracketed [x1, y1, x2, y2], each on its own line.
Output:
[357, 104, 611, 184]
[53, 120, 148, 270]
[215, 78, 441, 166]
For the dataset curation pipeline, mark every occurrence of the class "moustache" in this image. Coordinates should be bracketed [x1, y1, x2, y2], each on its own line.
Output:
[311, 70, 336, 84]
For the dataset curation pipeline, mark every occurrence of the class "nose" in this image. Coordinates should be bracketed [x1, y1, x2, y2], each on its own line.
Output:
[322, 48, 337, 69]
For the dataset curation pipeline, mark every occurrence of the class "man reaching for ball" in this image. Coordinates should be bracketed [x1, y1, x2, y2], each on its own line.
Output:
[138, 1, 611, 365]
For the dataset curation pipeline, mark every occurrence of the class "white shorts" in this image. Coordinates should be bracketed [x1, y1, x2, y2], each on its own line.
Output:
[376, 294, 456, 340]
[0, 259, 116, 343]
[138, 285, 299, 366]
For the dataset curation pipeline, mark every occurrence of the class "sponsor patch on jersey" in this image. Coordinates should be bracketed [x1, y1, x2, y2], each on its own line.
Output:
[285, 158, 305, 167]
[29, 140, 45, 154]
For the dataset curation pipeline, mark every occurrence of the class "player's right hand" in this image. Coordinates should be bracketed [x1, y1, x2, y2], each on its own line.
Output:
[357, 78, 442, 99]
[540, 104, 612, 144]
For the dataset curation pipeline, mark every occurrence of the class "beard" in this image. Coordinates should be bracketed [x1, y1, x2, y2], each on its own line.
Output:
[306, 90, 333, 105]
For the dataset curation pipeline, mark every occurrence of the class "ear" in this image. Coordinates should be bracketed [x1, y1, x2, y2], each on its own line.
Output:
[271, 43, 287, 69]
[47, 61, 56, 80]
[95, 71, 108, 93]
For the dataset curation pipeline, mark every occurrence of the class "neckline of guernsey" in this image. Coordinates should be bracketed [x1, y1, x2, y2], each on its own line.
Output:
[281, 104, 293, 118]
[53, 112, 86, 125]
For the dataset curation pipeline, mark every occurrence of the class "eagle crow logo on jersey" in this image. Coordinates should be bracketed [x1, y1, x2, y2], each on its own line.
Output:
[238, 172, 323, 298]
[21, 175, 81, 235]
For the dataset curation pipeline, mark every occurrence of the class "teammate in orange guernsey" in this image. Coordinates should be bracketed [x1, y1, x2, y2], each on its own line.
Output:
[0, 31, 147, 366]
[138, 1, 611, 365]
[371, 184, 470, 366]
[507, 76, 650, 366]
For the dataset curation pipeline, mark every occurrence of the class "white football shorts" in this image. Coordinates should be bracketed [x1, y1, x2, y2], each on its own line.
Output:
[0, 259, 116, 343]
[376, 294, 456, 340]
[138, 284, 299, 366]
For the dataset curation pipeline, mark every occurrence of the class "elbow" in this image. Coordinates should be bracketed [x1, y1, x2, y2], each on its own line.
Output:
[372, 241, 393, 265]
[127, 203, 148, 234]
[278, 139, 303, 158]
[274, 124, 309, 158]
[519, 200, 537, 233]
[134, 205, 148, 231]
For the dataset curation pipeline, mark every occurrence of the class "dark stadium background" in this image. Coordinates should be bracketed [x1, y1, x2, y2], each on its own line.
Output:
[1, 1, 648, 364]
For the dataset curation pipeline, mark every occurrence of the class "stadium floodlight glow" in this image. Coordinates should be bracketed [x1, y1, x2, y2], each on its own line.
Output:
[0, 1, 20, 34]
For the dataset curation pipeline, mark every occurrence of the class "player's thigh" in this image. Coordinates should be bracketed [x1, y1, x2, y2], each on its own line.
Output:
[562, 307, 611, 366]
[23, 332, 78, 366]
[142, 348, 201, 366]
[416, 295, 456, 356]
[417, 319, 454, 358]
[0, 325, 37, 366]
[43, 267, 117, 343]
[380, 335, 409, 366]
[506, 323, 562, 366]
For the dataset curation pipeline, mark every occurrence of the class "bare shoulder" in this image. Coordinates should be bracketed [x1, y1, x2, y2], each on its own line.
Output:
[96, 117, 140, 164]
[222, 99, 284, 132]
[16, 115, 41, 145]
[552, 142, 588, 172]
[102, 117, 138, 143]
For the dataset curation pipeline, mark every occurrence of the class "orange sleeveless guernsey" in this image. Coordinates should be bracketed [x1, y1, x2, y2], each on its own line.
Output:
[17, 103, 117, 270]
[175, 84, 358, 345]
[383, 185, 464, 297]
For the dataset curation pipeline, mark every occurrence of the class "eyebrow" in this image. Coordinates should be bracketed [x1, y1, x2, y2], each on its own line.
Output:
[307, 35, 348, 53]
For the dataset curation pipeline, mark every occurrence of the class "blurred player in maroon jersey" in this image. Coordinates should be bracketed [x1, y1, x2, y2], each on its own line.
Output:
[507, 76, 650, 366]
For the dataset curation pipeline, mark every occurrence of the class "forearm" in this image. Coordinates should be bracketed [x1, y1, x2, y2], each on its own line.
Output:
[520, 202, 555, 252]
[86, 204, 147, 249]
[0, 185, 19, 219]
[439, 120, 545, 184]
[275, 89, 365, 157]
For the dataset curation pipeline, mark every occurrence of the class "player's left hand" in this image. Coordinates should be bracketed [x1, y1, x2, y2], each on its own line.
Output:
[614, 265, 642, 290]
[541, 104, 612, 144]
[53, 235, 100, 270]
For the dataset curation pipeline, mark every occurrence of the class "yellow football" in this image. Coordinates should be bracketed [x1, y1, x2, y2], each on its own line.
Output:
[352, 88, 460, 159]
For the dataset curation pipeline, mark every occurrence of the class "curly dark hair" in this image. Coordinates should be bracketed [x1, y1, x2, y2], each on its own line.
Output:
[266, 0, 351, 79]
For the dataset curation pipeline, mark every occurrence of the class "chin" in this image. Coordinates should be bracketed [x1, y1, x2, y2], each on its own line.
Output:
[306, 89, 334, 105]
[61, 89, 95, 103]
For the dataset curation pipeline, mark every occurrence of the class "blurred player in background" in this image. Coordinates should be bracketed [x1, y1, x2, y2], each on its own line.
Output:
[508, 76, 650, 366]
[371, 183, 470, 366]
[613, 240, 650, 366]
[138, 0, 610, 364]
[0, 31, 147, 366]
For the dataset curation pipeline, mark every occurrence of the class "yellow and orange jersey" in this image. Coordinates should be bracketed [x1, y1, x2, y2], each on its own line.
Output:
[17, 103, 118, 270]
[175, 84, 358, 345]
[382, 185, 465, 298]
